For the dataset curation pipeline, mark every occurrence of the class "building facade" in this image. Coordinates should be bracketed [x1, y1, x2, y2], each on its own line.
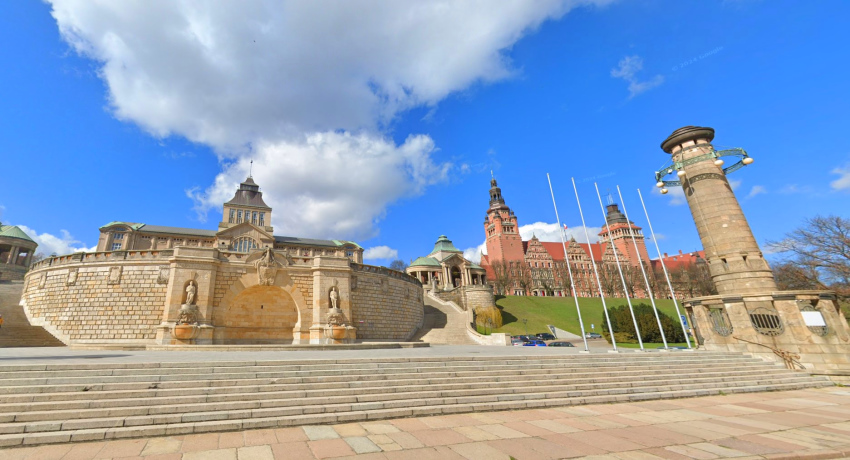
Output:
[0, 224, 37, 281]
[22, 177, 423, 346]
[480, 178, 663, 298]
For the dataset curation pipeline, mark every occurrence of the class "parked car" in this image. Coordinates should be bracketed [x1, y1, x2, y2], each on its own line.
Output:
[522, 340, 547, 347]
[516, 335, 534, 342]
[548, 341, 575, 347]
[536, 333, 556, 340]
[585, 332, 602, 339]
[511, 338, 525, 346]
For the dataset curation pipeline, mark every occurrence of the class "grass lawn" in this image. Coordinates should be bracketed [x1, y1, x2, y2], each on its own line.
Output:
[493, 295, 689, 338]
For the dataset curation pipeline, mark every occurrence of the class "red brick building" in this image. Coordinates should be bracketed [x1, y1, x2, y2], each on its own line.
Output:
[479, 178, 691, 297]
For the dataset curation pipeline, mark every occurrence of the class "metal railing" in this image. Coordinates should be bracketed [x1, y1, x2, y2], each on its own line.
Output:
[732, 336, 804, 370]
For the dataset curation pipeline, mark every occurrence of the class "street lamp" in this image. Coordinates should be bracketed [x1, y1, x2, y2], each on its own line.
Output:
[522, 318, 528, 336]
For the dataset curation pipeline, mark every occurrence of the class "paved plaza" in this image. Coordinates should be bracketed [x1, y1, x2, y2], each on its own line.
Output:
[2, 381, 850, 459]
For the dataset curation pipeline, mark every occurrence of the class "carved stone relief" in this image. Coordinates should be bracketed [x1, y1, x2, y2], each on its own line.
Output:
[254, 248, 281, 286]
[107, 266, 122, 285]
[157, 266, 170, 284]
[66, 268, 78, 286]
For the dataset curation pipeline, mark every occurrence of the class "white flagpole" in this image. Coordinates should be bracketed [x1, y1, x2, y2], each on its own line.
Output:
[594, 183, 644, 350]
[547, 174, 589, 351]
[572, 178, 617, 351]
[616, 185, 668, 349]
[637, 188, 692, 349]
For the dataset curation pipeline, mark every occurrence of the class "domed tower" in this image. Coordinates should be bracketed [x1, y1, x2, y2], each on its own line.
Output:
[484, 178, 525, 264]
[219, 176, 273, 233]
[597, 203, 650, 267]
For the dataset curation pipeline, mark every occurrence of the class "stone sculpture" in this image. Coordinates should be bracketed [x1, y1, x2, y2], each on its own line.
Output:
[329, 286, 339, 309]
[185, 280, 196, 305]
[255, 248, 279, 286]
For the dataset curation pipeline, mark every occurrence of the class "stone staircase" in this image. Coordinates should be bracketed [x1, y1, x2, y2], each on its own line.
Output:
[412, 293, 476, 344]
[0, 281, 65, 348]
[0, 352, 831, 447]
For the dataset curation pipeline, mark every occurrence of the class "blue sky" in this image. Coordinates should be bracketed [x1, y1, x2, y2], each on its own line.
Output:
[1, 1, 848, 265]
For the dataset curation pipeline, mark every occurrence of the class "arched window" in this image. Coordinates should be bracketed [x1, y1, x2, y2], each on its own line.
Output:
[231, 236, 258, 253]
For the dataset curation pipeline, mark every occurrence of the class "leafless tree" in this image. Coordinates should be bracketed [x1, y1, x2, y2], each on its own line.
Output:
[768, 215, 850, 301]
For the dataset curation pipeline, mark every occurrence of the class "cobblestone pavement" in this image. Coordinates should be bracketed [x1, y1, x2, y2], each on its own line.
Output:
[3, 387, 850, 459]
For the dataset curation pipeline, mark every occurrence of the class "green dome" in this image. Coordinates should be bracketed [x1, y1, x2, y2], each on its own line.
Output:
[428, 235, 462, 256]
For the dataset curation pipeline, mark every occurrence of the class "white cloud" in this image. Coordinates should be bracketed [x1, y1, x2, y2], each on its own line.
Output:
[49, 0, 612, 239]
[187, 132, 450, 239]
[830, 163, 850, 191]
[746, 185, 766, 199]
[15, 225, 97, 256]
[363, 245, 398, 261]
[519, 221, 602, 244]
[463, 242, 487, 264]
[610, 55, 664, 98]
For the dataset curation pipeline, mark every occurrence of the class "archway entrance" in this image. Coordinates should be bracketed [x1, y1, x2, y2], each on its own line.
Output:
[217, 285, 299, 344]
[451, 266, 462, 288]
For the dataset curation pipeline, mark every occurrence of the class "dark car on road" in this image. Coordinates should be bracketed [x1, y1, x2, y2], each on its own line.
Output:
[585, 332, 602, 339]
[548, 341, 575, 347]
[522, 340, 547, 347]
[536, 333, 556, 340]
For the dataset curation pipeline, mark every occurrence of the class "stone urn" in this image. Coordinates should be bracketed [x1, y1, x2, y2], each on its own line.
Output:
[330, 326, 347, 340]
[173, 324, 200, 340]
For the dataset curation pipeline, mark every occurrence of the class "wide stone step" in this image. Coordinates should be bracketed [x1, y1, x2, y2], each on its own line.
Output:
[0, 363, 787, 406]
[0, 378, 828, 447]
[0, 374, 824, 431]
[0, 355, 769, 383]
[0, 358, 778, 393]
[0, 366, 797, 414]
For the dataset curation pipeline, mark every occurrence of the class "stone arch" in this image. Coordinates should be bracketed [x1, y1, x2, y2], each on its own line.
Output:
[213, 268, 310, 344]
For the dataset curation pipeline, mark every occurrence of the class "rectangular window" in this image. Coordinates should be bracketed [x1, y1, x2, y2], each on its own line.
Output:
[259, 212, 265, 227]
[113, 233, 124, 240]
[252, 211, 258, 225]
[229, 209, 235, 223]
[111, 242, 122, 251]
[237, 210, 242, 223]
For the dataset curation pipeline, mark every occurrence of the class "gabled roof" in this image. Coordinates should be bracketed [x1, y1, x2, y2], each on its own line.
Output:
[410, 256, 441, 267]
[0, 225, 36, 244]
[539, 241, 606, 262]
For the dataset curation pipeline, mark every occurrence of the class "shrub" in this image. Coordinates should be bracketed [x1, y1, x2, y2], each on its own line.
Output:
[601, 303, 685, 343]
[474, 306, 503, 329]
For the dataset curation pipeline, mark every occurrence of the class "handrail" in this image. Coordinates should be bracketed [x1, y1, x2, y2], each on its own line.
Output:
[732, 336, 804, 370]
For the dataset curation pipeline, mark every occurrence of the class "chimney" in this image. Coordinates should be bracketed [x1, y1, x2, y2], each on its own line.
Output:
[663, 253, 668, 258]
[679, 249, 683, 255]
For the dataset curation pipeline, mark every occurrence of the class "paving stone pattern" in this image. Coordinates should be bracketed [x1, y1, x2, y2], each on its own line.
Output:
[0, 352, 830, 448]
[3, 387, 850, 459]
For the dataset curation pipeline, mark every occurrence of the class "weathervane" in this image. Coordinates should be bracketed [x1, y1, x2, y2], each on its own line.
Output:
[249, 160, 253, 178]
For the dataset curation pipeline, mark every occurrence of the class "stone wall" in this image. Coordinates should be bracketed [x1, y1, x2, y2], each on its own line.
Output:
[0, 265, 28, 281]
[686, 290, 850, 374]
[433, 285, 496, 312]
[350, 264, 423, 340]
[23, 253, 168, 344]
[22, 250, 424, 345]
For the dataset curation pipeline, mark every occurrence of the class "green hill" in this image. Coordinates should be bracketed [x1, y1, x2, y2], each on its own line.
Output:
[492, 295, 689, 340]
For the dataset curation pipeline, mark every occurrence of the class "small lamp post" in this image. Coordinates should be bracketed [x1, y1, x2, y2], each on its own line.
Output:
[522, 318, 528, 336]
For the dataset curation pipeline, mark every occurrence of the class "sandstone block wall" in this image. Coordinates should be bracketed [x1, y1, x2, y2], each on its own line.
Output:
[350, 267, 423, 340]
[23, 262, 167, 343]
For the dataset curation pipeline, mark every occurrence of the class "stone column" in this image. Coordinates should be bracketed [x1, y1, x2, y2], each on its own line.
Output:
[661, 126, 776, 295]
[8, 246, 19, 265]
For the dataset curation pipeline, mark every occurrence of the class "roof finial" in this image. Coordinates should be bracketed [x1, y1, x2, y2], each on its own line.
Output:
[490, 169, 494, 179]
[249, 160, 253, 178]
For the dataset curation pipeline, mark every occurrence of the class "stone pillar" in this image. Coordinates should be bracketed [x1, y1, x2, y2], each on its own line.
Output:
[9, 246, 19, 265]
[661, 126, 776, 295]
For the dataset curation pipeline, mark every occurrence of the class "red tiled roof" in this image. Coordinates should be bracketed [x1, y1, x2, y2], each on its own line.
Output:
[650, 250, 705, 270]
[540, 241, 606, 262]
